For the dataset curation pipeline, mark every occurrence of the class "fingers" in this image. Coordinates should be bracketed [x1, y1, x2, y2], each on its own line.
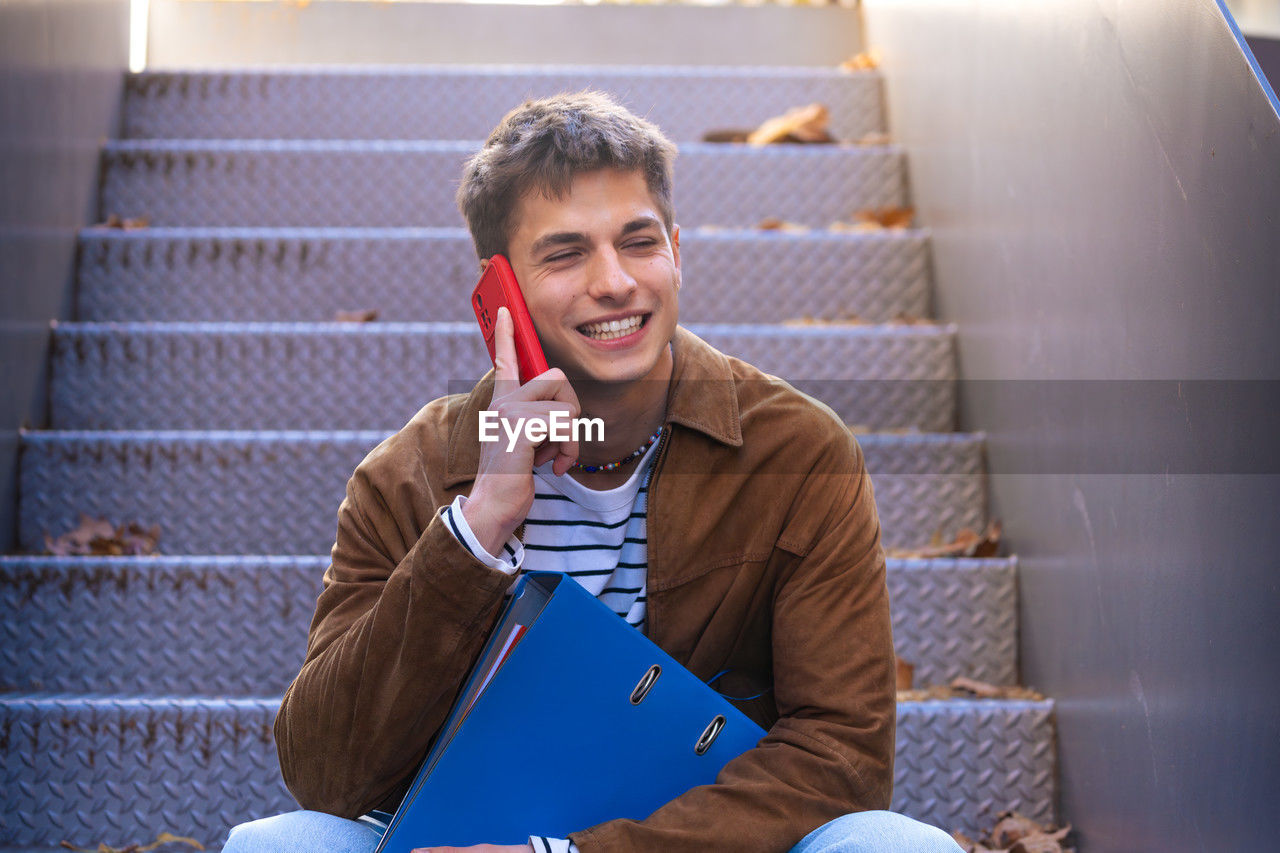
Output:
[487, 399, 580, 467]
[520, 373, 580, 471]
[491, 306, 520, 394]
[550, 445, 576, 479]
[522, 368, 581, 416]
[483, 348, 581, 479]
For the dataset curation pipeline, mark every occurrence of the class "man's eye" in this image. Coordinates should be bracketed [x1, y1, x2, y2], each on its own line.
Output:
[545, 251, 578, 263]
[626, 239, 657, 250]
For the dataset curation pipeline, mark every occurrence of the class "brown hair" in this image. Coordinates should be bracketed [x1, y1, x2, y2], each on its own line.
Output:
[456, 90, 679, 261]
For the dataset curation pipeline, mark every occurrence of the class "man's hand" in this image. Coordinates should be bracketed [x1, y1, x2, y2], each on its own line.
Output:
[463, 306, 580, 555]
[409, 840, 529, 845]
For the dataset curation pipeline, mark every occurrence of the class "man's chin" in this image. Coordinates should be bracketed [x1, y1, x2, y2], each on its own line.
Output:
[565, 358, 668, 390]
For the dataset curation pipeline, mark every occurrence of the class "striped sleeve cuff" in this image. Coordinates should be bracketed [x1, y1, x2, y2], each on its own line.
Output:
[439, 494, 524, 575]
[528, 838, 578, 853]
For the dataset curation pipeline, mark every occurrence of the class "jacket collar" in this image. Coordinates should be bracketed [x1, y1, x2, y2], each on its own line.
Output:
[443, 326, 742, 488]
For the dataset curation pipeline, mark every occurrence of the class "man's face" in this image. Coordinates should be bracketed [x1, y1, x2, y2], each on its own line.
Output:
[504, 168, 681, 388]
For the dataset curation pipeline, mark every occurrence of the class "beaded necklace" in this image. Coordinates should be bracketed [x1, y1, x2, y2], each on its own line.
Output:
[571, 426, 664, 473]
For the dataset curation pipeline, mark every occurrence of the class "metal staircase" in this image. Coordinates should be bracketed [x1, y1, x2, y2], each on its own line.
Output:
[1, 64, 1056, 850]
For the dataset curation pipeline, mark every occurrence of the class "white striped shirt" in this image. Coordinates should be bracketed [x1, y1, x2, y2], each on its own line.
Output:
[439, 441, 660, 853]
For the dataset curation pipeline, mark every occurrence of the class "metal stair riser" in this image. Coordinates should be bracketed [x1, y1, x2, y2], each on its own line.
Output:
[887, 559, 1017, 687]
[0, 557, 1015, 696]
[18, 433, 986, 554]
[123, 68, 885, 143]
[0, 557, 318, 696]
[98, 143, 905, 228]
[48, 324, 957, 431]
[891, 701, 1056, 835]
[0, 696, 1053, 849]
[76, 229, 931, 324]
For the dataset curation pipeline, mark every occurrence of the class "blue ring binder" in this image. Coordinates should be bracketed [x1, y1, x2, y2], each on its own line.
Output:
[374, 571, 767, 851]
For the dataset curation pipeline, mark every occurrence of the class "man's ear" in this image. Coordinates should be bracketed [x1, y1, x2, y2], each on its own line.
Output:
[478, 257, 490, 272]
[672, 225, 682, 289]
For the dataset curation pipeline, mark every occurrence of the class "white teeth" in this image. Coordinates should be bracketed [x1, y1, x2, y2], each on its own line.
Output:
[580, 315, 644, 340]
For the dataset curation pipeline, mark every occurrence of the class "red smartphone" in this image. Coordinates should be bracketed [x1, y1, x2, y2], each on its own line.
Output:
[471, 254, 550, 385]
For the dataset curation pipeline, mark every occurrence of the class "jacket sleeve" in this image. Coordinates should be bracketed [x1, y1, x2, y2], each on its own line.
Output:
[569, 436, 896, 853]
[274, 439, 514, 818]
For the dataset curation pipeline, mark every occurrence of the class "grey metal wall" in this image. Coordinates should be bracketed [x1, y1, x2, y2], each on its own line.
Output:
[146, 1, 861, 68]
[0, 0, 130, 551]
[861, 0, 1280, 850]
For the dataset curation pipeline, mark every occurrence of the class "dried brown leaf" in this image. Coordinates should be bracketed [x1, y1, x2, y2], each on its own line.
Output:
[756, 218, 810, 233]
[973, 519, 1002, 557]
[334, 309, 379, 323]
[840, 50, 882, 71]
[782, 312, 867, 327]
[851, 207, 915, 230]
[43, 515, 162, 557]
[747, 103, 834, 146]
[898, 682, 1045, 703]
[881, 208, 914, 229]
[701, 129, 752, 144]
[896, 686, 955, 702]
[115, 523, 162, 556]
[827, 220, 884, 233]
[951, 676, 1004, 699]
[951, 812, 1073, 853]
[991, 812, 1054, 847]
[951, 831, 998, 853]
[142, 833, 204, 851]
[1009, 833, 1069, 853]
[956, 679, 1044, 701]
[885, 520, 1002, 559]
[95, 214, 150, 230]
[896, 657, 914, 690]
[1047, 826, 1072, 843]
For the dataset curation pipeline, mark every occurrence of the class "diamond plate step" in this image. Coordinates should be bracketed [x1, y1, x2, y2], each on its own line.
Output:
[98, 141, 905, 228]
[892, 699, 1055, 836]
[0, 695, 1053, 849]
[123, 67, 884, 142]
[75, 227, 931, 324]
[887, 558, 1017, 687]
[18, 431, 986, 554]
[48, 322, 957, 431]
[0, 557, 318, 696]
[0, 556, 1014, 696]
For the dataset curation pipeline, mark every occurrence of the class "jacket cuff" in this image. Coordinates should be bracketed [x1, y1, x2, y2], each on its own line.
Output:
[440, 495, 525, 575]
[402, 509, 516, 607]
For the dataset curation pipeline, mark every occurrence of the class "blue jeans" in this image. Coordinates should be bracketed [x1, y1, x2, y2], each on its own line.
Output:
[222, 809, 963, 852]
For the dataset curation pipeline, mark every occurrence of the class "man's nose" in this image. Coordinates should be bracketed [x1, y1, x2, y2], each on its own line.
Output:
[587, 249, 638, 301]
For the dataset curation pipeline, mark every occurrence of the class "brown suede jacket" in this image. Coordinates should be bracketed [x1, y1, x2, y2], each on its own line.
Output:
[275, 326, 896, 852]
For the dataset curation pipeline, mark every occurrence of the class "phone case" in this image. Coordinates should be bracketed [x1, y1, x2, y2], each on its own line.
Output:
[471, 255, 550, 385]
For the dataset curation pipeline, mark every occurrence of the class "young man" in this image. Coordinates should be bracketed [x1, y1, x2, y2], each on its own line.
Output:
[224, 92, 961, 853]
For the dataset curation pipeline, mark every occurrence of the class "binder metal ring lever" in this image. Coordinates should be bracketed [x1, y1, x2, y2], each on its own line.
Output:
[695, 715, 726, 755]
[630, 664, 662, 705]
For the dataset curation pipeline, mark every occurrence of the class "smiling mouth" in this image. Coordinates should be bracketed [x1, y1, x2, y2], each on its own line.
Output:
[577, 314, 648, 341]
